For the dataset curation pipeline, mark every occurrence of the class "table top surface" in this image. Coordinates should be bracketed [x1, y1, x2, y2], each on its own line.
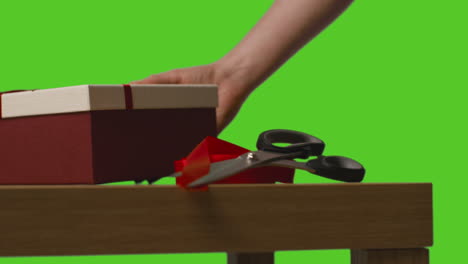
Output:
[0, 182, 433, 256]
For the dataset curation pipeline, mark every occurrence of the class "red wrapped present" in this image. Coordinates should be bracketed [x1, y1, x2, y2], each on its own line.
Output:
[174, 136, 295, 190]
[0, 84, 217, 184]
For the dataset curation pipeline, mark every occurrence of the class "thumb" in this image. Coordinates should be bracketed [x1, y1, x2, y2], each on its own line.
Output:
[130, 70, 181, 84]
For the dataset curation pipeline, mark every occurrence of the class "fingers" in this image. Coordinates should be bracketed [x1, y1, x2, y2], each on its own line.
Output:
[130, 70, 181, 84]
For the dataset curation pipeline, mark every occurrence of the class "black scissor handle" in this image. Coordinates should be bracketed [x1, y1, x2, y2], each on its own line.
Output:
[306, 155, 365, 182]
[256, 129, 325, 159]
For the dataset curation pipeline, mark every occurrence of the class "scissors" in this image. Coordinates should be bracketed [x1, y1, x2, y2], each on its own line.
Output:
[165, 129, 365, 188]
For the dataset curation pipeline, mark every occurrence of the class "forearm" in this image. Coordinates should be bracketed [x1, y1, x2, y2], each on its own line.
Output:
[216, 0, 353, 94]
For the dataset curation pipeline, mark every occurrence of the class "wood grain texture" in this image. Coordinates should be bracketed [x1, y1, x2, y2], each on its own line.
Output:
[227, 252, 274, 264]
[0, 183, 433, 256]
[351, 248, 429, 264]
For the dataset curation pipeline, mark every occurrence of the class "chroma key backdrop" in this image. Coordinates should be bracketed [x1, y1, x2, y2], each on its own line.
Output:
[0, 0, 466, 263]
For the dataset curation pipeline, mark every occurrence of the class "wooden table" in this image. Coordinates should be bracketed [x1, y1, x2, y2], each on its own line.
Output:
[0, 183, 433, 263]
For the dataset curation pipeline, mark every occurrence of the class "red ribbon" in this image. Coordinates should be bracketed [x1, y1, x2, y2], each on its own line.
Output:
[174, 136, 295, 191]
[123, 84, 134, 110]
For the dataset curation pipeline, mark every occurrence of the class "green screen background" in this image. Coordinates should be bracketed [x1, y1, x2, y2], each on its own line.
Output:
[0, 0, 465, 263]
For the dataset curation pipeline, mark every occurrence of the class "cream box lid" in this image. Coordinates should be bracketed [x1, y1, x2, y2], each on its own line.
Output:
[0, 84, 218, 119]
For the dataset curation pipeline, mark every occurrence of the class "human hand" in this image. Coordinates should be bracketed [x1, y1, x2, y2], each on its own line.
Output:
[130, 63, 252, 134]
[131, 0, 353, 133]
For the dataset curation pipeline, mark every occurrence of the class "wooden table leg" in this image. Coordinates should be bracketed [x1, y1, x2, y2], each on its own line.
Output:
[351, 248, 429, 264]
[227, 252, 274, 264]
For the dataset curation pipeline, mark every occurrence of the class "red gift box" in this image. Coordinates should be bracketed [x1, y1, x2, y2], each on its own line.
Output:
[0, 84, 217, 184]
[175, 136, 295, 189]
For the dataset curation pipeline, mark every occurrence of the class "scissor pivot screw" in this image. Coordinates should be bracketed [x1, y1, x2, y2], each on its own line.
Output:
[247, 152, 257, 161]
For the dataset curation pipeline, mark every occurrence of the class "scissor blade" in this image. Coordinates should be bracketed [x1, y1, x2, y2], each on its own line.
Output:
[168, 172, 182, 178]
[187, 150, 307, 188]
[158, 157, 252, 187]
[187, 156, 252, 188]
